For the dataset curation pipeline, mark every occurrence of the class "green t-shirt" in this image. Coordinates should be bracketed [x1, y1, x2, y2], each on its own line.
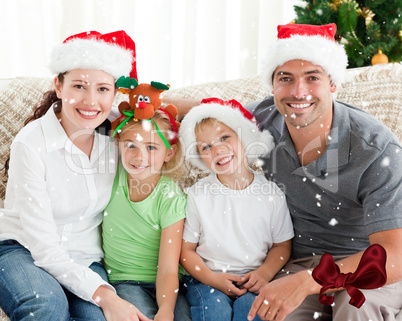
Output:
[102, 163, 187, 283]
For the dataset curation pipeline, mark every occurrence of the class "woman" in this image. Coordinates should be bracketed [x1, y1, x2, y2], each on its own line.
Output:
[0, 31, 151, 321]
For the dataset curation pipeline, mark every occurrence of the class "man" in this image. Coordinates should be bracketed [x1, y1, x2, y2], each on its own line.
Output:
[245, 23, 402, 321]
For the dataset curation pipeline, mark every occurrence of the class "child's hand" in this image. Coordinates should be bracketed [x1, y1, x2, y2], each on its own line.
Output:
[154, 310, 173, 321]
[211, 273, 248, 298]
[240, 270, 270, 294]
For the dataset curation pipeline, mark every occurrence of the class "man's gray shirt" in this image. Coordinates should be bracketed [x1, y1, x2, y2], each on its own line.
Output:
[249, 96, 402, 259]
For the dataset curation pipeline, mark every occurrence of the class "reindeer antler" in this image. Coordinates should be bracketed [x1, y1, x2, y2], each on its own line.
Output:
[150, 81, 170, 91]
[116, 76, 139, 89]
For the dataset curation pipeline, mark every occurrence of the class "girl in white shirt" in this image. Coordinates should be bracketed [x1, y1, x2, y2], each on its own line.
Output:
[0, 31, 151, 321]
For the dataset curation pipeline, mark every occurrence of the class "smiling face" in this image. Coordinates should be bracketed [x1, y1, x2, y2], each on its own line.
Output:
[54, 69, 116, 136]
[119, 120, 176, 186]
[195, 120, 249, 178]
[272, 59, 337, 130]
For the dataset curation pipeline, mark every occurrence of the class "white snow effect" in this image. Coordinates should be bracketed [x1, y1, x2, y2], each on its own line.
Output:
[255, 159, 264, 167]
[69, 99, 76, 104]
[195, 265, 201, 271]
[381, 156, 390, 167]
[329, 218, 338, 226]
[315, 194, 322, 201]
[313, 312, 322, 319]
[142, 121, 152, 131]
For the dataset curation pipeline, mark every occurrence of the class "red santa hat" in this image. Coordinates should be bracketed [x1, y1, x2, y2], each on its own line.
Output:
[179, 98, 275, 171]
[49, 30, 137, 80]
[262, 23, 348, 91]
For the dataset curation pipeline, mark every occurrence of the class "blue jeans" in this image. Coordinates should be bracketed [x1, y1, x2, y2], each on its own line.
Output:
[0, 240, 106, 321]
[183, 276, 262, 321]
[113, 280, 191, 321]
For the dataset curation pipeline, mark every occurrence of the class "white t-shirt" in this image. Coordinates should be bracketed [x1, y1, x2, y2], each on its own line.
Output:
[183, 172, 294, 275]
[0, 105, 118, 303]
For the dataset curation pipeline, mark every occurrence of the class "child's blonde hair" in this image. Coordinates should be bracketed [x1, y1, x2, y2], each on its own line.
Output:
[118, 109, 185, 182]
[194, 117, 219, 140]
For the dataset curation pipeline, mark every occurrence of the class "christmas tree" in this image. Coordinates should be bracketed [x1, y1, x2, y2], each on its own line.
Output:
[294, 0, 402, 68]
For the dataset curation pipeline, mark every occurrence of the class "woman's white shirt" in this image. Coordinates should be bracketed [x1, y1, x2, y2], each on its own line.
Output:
[0, 104, 118, 303]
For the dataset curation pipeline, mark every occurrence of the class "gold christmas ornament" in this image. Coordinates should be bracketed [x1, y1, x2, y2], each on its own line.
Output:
[330, 0, 343, 10]
[371, 49, 389, 65]
[360, 7, 375, 27]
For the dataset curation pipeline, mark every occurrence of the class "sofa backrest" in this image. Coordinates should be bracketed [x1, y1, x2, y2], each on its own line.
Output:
[0, 63, 401, 200]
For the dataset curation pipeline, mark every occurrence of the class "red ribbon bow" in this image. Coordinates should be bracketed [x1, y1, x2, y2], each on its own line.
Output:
[311, 244, 387, 308]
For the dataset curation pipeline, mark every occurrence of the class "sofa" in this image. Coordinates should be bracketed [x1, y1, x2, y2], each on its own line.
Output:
[0, 63, 401, 320]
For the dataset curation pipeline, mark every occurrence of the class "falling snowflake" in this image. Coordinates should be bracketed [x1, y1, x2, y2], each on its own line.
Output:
[381, 157, 390, 167]
[255, 159, 264, 167]
[329, 218, 338, 226]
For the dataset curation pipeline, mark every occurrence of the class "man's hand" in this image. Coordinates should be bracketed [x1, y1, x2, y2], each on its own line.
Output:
[247, 271, 315, 321]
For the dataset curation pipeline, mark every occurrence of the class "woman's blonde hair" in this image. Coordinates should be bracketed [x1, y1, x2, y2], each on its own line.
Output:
[119, 109, 186, 182]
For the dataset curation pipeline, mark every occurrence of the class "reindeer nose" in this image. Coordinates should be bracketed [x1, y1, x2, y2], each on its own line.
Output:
[138, 101, 147, 109]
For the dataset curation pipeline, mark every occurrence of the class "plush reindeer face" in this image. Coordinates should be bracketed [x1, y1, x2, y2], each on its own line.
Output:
[116, 76, 170, 120]
[111, 77, 180, 141]
[128, 83, 164, 120]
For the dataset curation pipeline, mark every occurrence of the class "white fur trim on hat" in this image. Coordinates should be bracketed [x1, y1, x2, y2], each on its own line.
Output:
[49, 38, 133, 79]
[262, 35, 348, 91]
[179, 103, 275, 171]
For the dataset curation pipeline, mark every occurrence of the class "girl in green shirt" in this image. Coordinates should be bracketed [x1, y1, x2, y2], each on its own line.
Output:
[102, 109, 190, 321]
